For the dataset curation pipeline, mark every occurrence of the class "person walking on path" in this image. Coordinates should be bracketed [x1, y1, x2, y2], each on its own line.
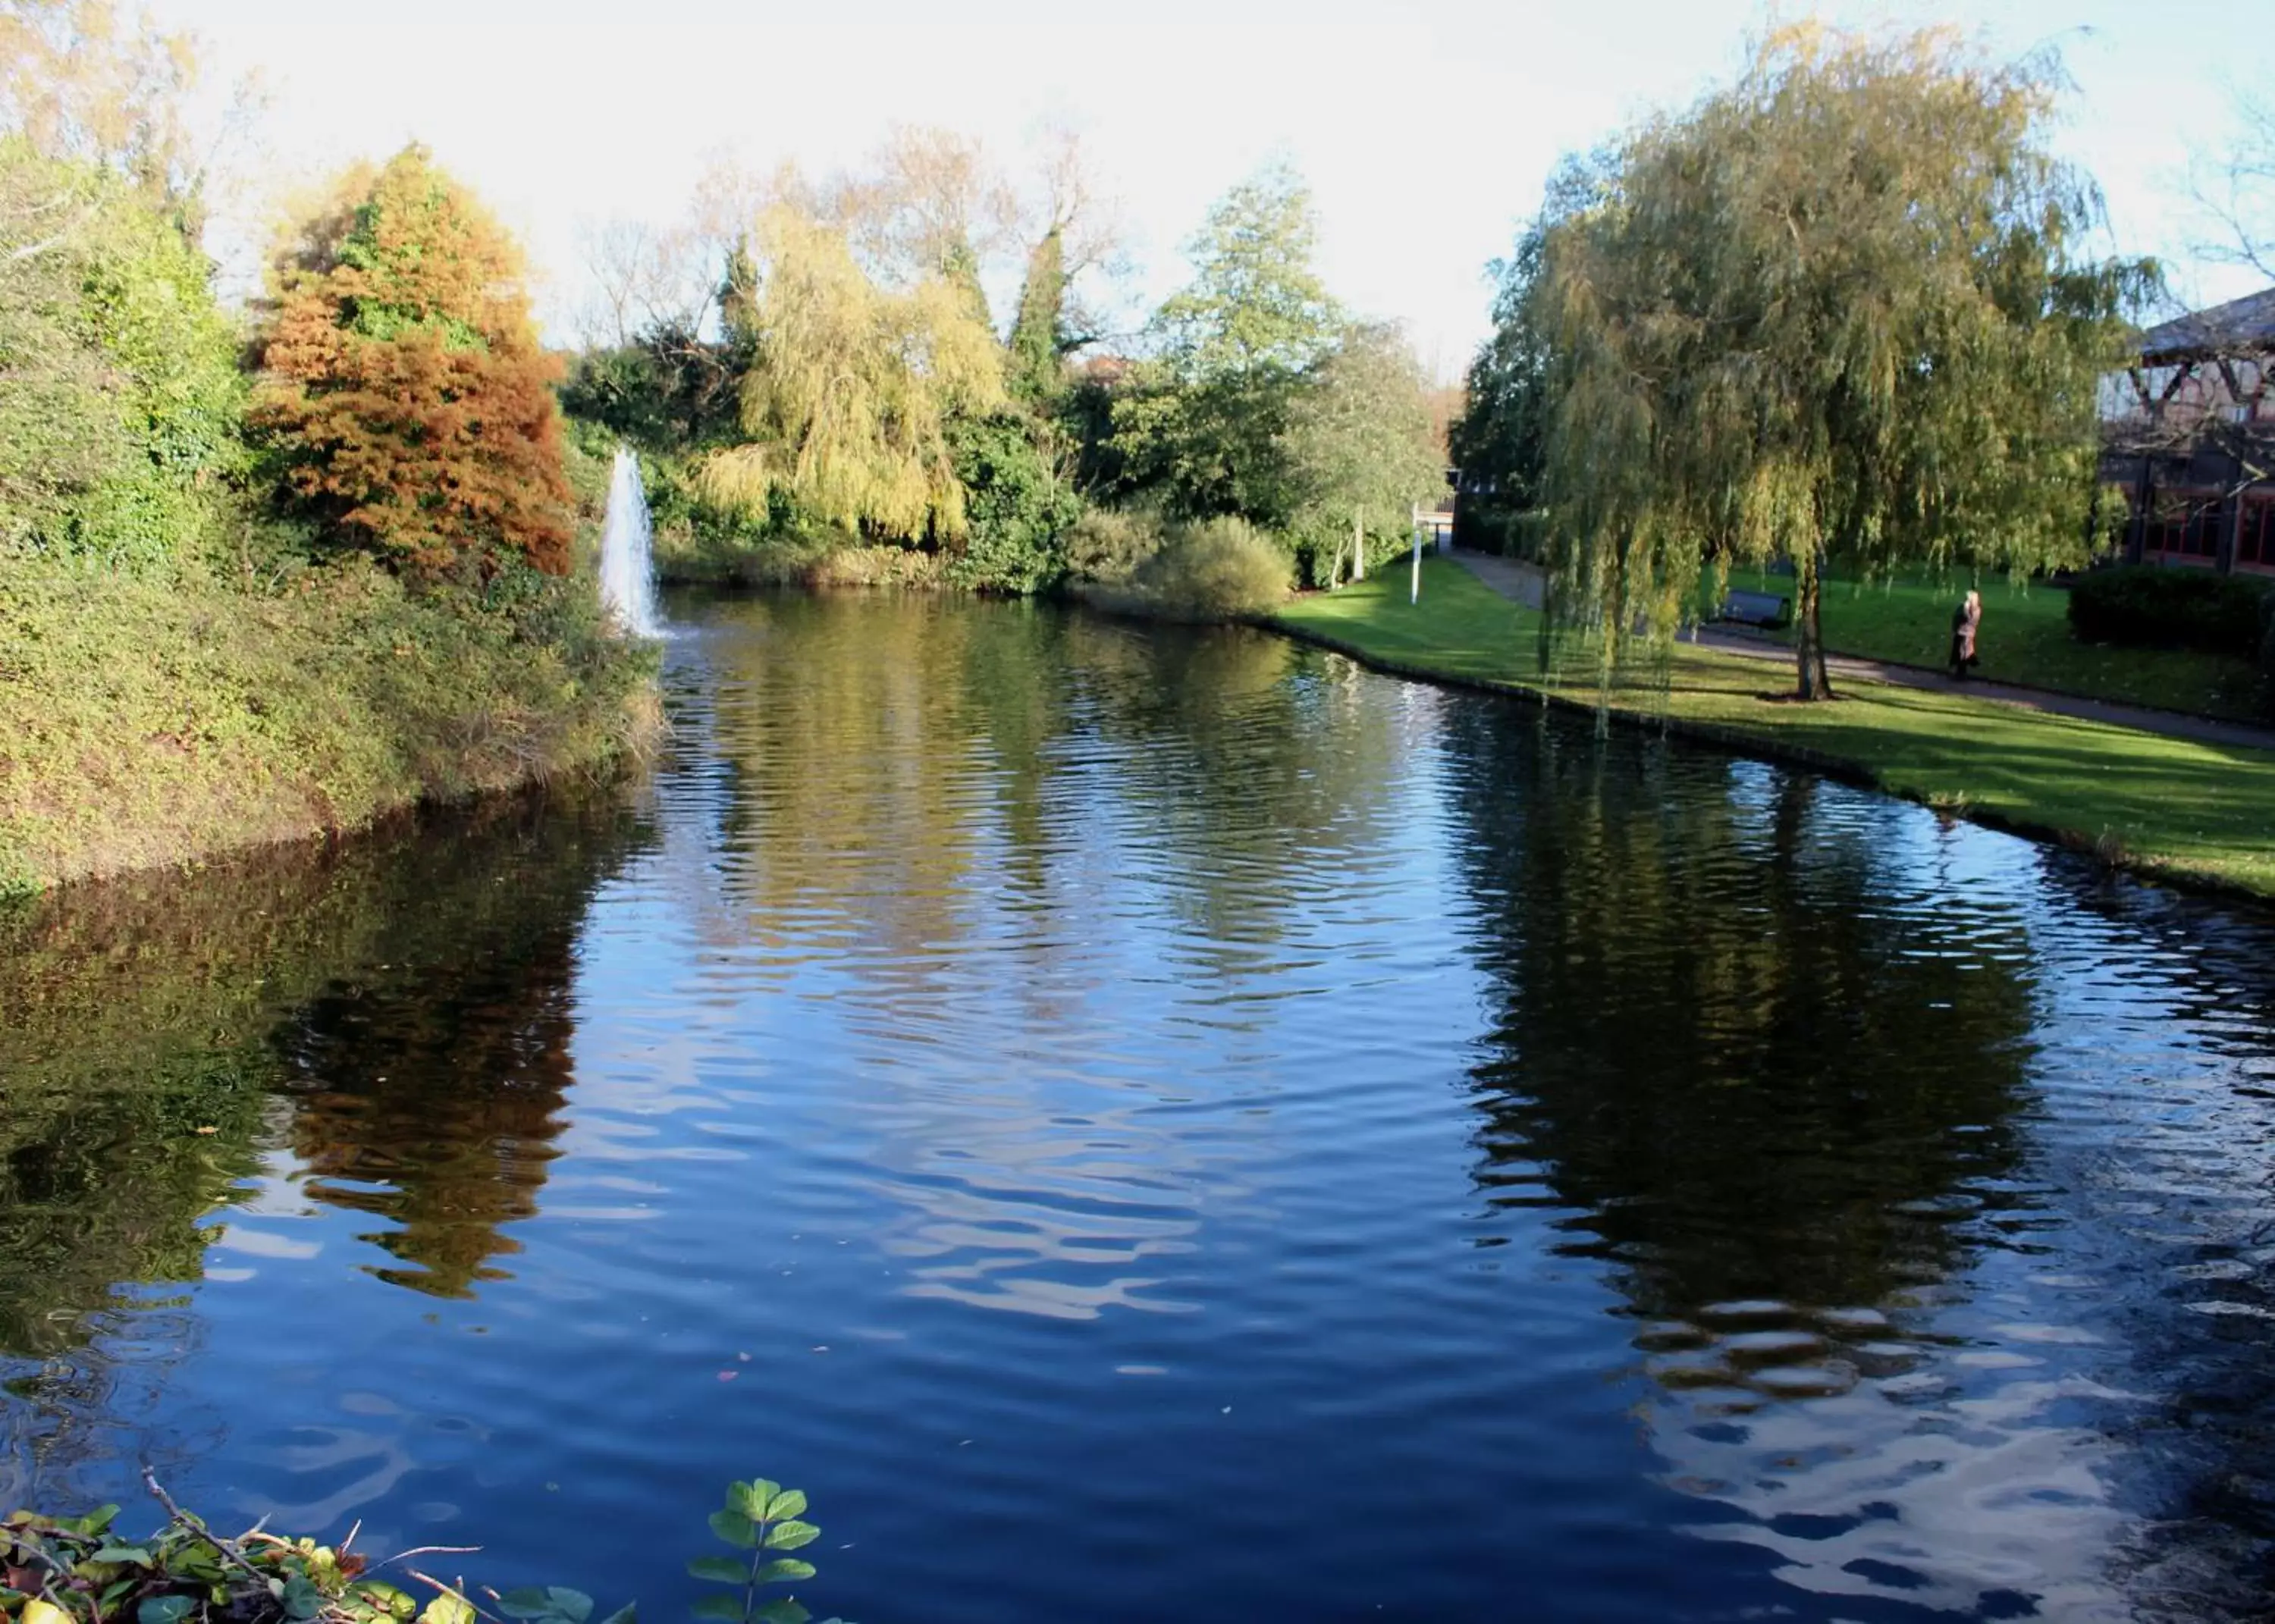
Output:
[1950, 589, 1982, 680]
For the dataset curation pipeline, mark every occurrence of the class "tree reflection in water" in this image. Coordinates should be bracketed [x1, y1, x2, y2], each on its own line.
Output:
[0, 792, 648, 1500]
[1435, 703, 2160, 1616]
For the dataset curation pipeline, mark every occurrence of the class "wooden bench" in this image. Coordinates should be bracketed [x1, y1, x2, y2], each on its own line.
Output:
[1716, 588, 1792, 629]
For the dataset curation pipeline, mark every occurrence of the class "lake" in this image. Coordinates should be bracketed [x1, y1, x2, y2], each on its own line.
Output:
[4, 591, 2273, 1622]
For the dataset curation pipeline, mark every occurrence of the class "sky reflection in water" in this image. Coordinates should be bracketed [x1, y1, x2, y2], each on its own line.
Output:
[3, 591, 2273, 1622]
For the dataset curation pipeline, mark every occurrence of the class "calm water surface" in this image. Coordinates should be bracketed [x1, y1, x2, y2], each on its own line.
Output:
[5, 592, 2275, 1622]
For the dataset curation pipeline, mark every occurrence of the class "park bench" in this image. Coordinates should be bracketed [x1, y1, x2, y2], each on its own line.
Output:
[1716, 588, 1792, 629]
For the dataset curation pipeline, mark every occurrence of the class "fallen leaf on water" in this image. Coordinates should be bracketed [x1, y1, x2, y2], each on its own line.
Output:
[717, 1370, 738, 1382]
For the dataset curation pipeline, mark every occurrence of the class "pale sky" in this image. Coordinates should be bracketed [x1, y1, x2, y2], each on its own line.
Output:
[152, 0, 2273, 381]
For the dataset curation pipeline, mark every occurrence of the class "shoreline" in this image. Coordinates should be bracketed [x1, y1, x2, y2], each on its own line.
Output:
[0, 557, 664, 901]
[1257, 568, 2275, 908]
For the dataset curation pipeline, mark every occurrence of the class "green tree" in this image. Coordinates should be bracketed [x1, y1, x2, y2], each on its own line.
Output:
[946, 410, 1080, 594]
[1110, 165, 1339, 524]
[1007, 223, 1067, 405]
[1282, 320, 1446, 582]
[0, 138, 243, 568]
[1534, 24, 2144, 699]
[1448, 212, 1556, 554]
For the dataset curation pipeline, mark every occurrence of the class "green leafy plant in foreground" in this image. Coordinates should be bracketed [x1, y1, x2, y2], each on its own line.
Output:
[0, 1474, 632, 1624]
[686, 1482, 846, 1624]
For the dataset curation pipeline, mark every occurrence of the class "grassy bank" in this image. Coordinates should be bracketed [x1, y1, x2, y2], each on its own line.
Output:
[1721, 565, 2264, 720]
[0, 555, 659, 897]
[1271, 560, 2275, 900]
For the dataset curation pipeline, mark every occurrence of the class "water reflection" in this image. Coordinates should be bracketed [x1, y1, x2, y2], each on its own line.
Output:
[5, 594, 2275, 1619]
[0, 794, 648, 1500]
[1434, 701, 2272, 1616]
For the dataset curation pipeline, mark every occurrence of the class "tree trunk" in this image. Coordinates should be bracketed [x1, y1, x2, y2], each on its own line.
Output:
[1794, 552, 1833, 700]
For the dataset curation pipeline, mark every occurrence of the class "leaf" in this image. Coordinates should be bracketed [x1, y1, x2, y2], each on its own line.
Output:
[753, 1562, 814, 1585]
[594, 1604, 635, 1624]
[726, 1481, 777, 1522]
[497, 1589, 592, 1624]
[686, 1557, 748, 1585]
[136, 1598, 194, 1624]
[689, 1597, 743, 1622]
[90, 1546, 152, 1566]
[282, 1575, 328, 1620]
[760, 1522, 817, 1553]
[706, 1510, 757, 1550]
[79, 1506, 120, 1537]
[27, 1603, 75, 1624]
[419, 1593, 475, 1624]
[761, 1493, 805, 1523]
[749, 1604, 808, 1624]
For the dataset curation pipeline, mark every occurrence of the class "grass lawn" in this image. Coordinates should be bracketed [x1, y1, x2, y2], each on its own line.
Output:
[1719, 565, 2265, 721]
[1272, 560, 2275, 901]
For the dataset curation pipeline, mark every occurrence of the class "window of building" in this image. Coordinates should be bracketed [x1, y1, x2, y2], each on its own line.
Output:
[2239, 498, 2275, 570]
[2139, 491, 2223, 561]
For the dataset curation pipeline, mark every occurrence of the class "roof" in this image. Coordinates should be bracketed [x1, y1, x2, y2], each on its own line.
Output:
[2136, 286, 2275, 364]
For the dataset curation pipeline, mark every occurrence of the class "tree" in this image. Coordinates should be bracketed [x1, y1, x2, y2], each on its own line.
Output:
[2189, 87, 2275, 283]
[947, 410, 1080, 594]
[697, 200, 1006, 543]
[253, 144, 574, 575]
[1282, 319, 1447, 579]
[1448, 209, 1561, 553]
[0, 0, 197, 209]
[1007, 223, 1067, 404]
[0, 137, 243, 567]
[1533, 24, 2142, 699]
[1111, 164, 1340, 523]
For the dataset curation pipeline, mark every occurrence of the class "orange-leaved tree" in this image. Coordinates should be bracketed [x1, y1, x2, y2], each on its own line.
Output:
[254, 144, 573, 575]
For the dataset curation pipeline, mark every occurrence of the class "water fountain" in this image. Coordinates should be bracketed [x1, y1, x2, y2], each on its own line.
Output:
[598, 447, 662, 638]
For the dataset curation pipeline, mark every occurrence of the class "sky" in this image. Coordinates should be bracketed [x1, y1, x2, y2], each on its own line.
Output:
[150, 0, 2273, 381]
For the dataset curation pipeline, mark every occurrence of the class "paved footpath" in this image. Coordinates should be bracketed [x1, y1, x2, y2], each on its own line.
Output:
[1449, 549, 2275, 753]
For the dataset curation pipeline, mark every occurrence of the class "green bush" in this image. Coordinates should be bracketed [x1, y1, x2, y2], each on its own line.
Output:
[0, 140, 246, 572]
[947, 412, 1081, 595]
[1062, 507, 1165, 584]
[2067, 564, 2273, 657]
[1087, 515, 1291, 621]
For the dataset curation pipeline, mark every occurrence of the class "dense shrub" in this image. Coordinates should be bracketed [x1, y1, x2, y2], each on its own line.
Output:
[947, 412, 1081, 594]
[0, 140, 246, 570]
[1062, 506, 1164, 583]
[2066, 565, 2273, 657]
[1087, 515, 1290, 621]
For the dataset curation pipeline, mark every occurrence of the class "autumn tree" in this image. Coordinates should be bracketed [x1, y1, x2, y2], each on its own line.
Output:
[254, 144, 575, 575]
[698, 199, 1006, 542]
[1532, 25, 2141, 699]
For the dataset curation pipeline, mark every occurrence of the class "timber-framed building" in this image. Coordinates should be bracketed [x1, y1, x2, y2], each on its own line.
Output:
[2100, 287, 2275, 575]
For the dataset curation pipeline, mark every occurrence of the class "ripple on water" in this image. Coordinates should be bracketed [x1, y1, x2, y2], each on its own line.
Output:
[7, 596, 2275, 1620]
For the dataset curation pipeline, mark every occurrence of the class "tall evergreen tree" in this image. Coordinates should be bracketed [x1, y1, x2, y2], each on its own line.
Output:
[1008, 224, 1067, 404]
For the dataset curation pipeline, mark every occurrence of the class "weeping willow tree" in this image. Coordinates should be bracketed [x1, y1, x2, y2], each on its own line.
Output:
[1533, 24, 2146, 699]
[698, 201, 1006, 542]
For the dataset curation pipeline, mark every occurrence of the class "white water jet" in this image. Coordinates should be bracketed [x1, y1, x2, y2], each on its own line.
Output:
[598, 447, 662, 638]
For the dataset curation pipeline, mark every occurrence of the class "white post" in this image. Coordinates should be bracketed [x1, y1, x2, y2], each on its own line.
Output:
[1410, 502, 1422, 605]
[1352, 507, 1364, 582]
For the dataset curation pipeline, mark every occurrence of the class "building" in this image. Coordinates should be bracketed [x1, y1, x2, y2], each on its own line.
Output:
[2099, 287, 2275, 575]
